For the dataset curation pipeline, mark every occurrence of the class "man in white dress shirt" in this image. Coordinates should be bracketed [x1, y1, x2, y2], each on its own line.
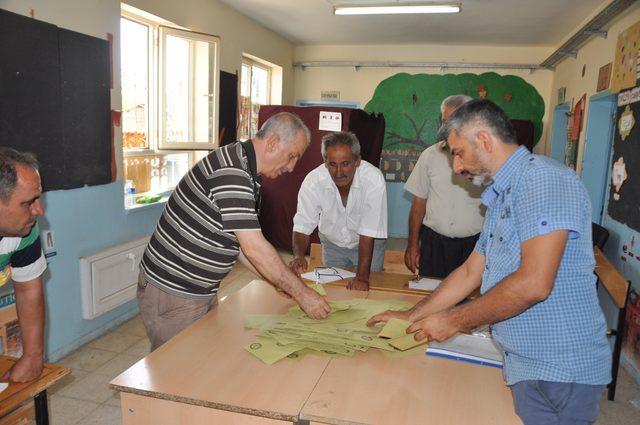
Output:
[404, 95, 485, 278]
[289, 132, 387, 291]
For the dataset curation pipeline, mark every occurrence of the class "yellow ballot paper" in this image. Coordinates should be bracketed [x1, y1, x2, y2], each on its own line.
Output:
[245, 298, 417, 364]
[389, 332, 428, 351]
[308, 282, 327, 296]
[244, 337, 303, 365]
[378, 318, 412, 339]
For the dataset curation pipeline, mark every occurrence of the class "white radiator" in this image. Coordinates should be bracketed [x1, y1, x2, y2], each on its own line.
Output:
[80, 236, 149, 319]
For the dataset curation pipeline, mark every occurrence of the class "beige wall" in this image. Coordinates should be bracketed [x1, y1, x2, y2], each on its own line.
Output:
[2, 0, 294, 179]
[550, 2, 640, 173]
[294, 44, 555, 153]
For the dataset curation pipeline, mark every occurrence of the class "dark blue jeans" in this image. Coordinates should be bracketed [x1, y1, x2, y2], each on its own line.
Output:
[510, 380, 605, 425]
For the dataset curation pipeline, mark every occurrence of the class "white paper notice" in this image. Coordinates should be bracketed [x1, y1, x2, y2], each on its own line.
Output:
[613, 163, 625, 185]
[408, 277, 442, 291]
[620, 114, 633, 132]
[319, 111, 342, 131]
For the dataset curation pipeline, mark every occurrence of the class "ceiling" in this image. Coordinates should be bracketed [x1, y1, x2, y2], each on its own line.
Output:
[217, 0, 607, 46]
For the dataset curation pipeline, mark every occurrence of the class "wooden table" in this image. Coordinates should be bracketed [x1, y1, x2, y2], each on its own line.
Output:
[0, 356, 70, 425]
[112, 279, 520, 424]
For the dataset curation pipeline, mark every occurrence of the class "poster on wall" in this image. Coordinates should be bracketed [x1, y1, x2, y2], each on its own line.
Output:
[597, 63, 612, 92]
[607, 86, 640, 231]
[611, 20, 640, 93]
[364, 72, 545, 182]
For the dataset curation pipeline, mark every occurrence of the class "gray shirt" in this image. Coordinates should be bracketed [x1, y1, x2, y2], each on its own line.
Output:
[404, 142, 485, 238]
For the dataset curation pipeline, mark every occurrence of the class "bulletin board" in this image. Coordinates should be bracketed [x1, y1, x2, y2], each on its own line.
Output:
[607, 87, 640, 231]
[0, 9, 111, 191]
[611, 20, 640, 93]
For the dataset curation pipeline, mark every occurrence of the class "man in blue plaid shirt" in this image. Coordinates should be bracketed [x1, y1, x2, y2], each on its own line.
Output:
[369, 99, 611, 424]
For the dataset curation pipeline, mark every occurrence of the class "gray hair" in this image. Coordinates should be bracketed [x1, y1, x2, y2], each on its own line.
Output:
[255, 112, 311, 146]
[0, 147, 39, 201]
[440, 99, 518, 146]
[321, 131, 361, 162]
[441, 94, 473, 114]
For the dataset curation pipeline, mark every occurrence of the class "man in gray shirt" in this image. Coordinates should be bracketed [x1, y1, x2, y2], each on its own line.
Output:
[404, 95, 485, 277]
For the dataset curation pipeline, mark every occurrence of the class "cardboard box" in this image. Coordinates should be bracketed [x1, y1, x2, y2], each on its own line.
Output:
[0, 305, 22, 357]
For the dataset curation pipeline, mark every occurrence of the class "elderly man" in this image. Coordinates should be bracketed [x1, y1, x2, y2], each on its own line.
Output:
[138, 112, 330, 350]
[404, 94, 484, 278]
[0, 147, 46, 382]
[369, 100, 610, 424]
[289, 132, 387, 291]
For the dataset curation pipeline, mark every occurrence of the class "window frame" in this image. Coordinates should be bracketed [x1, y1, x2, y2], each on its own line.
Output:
[239, 56, 272, 141]
[120, 9, 218, 202]
[158, 26, 220, 150]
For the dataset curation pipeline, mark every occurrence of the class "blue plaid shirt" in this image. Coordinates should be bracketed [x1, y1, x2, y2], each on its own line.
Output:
[475, 146, 611, 385]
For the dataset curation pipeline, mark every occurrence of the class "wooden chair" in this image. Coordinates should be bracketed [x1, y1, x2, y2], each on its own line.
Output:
[594, 247, 631, 401]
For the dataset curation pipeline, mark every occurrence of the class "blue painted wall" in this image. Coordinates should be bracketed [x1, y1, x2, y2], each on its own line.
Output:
[581, 93, 616, 223]
[386, 182, 413, 238]
[39, 181, 163, 361]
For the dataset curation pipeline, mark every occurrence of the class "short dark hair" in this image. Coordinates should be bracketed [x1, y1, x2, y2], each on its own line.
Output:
[0, 147, 39, 201]
[439, 99, 518, 145]
[321, 131, 361, 161]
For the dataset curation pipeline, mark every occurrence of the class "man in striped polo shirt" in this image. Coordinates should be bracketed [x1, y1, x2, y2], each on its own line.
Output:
[0, 148, 47, 382]
[138, 112, 331, 350]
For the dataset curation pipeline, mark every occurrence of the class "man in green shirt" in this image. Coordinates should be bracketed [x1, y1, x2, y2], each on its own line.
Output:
[0, 147, 46, 382]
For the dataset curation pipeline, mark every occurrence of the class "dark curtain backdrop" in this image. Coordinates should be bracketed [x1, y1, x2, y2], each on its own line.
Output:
[257, 105, 385, 252]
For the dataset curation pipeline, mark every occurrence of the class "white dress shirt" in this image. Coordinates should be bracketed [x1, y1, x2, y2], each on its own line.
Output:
[404, 142, 485, 238]
[293, 161, 387, 249]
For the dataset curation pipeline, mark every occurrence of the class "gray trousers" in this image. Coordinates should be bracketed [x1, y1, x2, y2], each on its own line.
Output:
[319, 234, 386, 272]
[137, 272, 217, 351]
[510, 380, 605, 425]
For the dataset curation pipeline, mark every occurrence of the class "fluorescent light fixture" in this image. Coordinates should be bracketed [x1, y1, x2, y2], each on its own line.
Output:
[334, 3, 461, 15]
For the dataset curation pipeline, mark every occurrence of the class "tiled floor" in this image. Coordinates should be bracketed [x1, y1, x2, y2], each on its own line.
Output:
[25, 244, 640, 424]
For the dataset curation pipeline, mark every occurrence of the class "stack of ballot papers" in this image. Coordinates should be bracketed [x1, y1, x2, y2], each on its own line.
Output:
[426, 332, 503, 368]
[408, 277, 442, 291]
[244, 299, 427, 364]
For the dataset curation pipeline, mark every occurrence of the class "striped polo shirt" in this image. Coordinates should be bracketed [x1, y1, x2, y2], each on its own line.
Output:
[140, 141, 262, 299]
[0, 223, 46, 287]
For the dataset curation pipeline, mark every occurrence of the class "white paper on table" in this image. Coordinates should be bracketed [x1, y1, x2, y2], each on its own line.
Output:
[426, 332, 503, 367]
[318, 111, 342, 131]
[0, 382, 8, 393]
[301, 267, 356, 284]
[408, 277, 442, 291]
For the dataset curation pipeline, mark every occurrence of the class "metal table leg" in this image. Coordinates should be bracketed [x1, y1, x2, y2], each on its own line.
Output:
[34, 389, 49, 425]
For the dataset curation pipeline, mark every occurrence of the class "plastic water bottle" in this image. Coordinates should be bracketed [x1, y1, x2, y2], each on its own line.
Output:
[124, 180, 136, 207]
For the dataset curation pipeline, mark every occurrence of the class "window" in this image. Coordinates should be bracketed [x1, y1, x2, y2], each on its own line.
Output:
[120, 7, 219, 206]
[238, 57, 271, 141]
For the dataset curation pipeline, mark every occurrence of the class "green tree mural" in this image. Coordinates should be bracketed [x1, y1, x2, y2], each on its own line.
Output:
[364, 72, 545, 151]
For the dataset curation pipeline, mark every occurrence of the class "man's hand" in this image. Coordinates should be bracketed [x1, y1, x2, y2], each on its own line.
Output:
[404, 243, 420, 274]
[406, 310, 460, 342]
[1, 354, 43, 383]
[295, 287, 331, 319]
[346, 276, 369, 291]
[288, 257, 308, 276]
[366, 309, 411, 327]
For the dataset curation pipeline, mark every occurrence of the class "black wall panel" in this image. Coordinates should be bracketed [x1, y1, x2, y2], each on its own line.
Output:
[0, 9, 111, 191]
